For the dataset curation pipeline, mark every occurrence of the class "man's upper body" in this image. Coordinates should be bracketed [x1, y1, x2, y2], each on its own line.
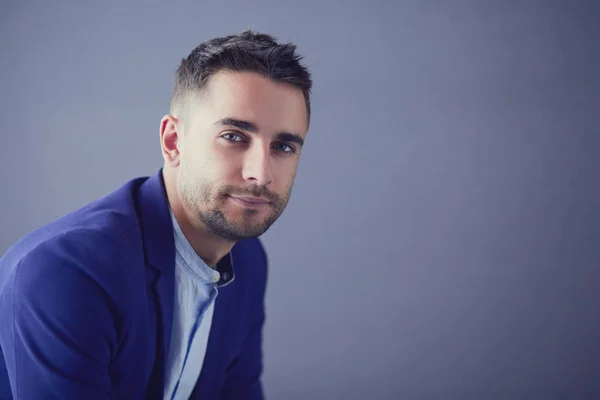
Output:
[0, 170, 267, 399]
[0, 30, 312, 399]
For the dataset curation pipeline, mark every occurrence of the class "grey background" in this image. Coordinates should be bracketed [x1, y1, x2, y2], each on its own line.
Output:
[1, 0, 599, 398]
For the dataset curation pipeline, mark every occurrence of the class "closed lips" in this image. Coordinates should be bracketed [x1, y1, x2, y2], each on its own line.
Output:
[229, 196, 270, 204]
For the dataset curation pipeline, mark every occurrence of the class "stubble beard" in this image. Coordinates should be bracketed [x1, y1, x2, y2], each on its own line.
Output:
[180, 176, 292, 241]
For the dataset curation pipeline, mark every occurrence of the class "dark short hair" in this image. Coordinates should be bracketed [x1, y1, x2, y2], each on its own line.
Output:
[171, 30, 312, 125]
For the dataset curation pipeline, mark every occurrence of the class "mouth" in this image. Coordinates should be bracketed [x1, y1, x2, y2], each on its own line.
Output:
[227, 195, 271, 208]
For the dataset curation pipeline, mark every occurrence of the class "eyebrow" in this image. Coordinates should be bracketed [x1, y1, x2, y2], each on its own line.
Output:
[215, 117, 305, 147]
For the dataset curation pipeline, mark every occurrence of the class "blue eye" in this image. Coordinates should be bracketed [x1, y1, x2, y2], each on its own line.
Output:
[274, 143, 295, 154]
[222, 132, 245, 142]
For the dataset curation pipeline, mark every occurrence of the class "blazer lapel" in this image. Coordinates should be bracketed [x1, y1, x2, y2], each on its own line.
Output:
[136, 169, 176, 390]
[190, 284, 233, 398]
[190, 250, 237, 398]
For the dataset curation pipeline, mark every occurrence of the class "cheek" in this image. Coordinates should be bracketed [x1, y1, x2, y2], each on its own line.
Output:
[210, 159, 241, 184]
[209, 144, 244, 173]
[183, 145, 238, 183]
[272, 162, 298, 190]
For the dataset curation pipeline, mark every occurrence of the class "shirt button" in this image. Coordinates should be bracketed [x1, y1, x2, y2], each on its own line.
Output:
[212, 275, 220, 283]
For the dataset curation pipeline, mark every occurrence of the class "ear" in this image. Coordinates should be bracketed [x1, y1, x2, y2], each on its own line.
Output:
[160, 114, 181, 167]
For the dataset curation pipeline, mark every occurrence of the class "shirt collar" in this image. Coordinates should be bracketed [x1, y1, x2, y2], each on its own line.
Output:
[170, 210, 235, 288]
[215, 251, 235, 288]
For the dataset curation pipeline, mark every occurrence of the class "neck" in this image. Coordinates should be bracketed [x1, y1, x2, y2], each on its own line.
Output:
[163, 169, 235, 267]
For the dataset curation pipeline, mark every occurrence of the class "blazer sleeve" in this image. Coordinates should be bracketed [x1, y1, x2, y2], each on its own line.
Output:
[218, 243, 268, 400]
[0, 232, 126, 399]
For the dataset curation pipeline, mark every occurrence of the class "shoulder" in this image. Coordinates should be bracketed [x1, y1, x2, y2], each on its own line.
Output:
[6, 228, 131, 305]
[16, 227, 124, 271]
[1, 175, 146, 271]
[0, 178, 147, 318]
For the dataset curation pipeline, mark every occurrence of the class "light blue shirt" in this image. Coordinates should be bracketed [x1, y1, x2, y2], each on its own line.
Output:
[163, 212, 235, 400]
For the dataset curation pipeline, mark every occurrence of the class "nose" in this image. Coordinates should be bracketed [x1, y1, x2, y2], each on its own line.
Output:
[242, 144, 273, 186]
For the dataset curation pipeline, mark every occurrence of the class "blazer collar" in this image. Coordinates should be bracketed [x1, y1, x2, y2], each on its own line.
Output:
[135, 168, 237, 388]
[136, 168, 175, 388]
[136, 168, 175, 272]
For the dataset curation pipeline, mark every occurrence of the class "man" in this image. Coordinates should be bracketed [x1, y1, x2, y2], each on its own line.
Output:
[0, 30, 312, 399]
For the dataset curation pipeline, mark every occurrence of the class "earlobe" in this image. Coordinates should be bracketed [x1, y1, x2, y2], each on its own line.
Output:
[159, 114, 181, 167]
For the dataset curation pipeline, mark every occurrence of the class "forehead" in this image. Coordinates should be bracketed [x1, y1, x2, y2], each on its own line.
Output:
[192, 70, 309, 135]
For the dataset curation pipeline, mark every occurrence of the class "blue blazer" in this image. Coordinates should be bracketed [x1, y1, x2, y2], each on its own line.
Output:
[0, 170, 267, 399]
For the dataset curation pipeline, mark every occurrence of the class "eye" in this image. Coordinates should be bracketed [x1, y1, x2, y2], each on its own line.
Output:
[221, 132, 246, 142]
[273, 142, 295, 154]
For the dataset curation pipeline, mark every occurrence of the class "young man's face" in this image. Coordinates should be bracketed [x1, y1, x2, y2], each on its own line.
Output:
[176, 70, 309, 241]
